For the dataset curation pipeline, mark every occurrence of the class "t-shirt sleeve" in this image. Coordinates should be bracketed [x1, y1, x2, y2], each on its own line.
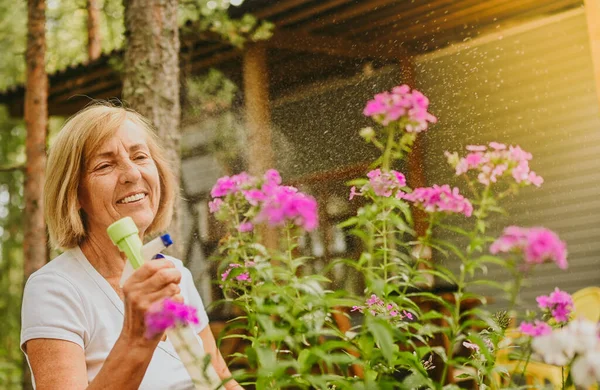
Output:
[20, 273, 88, 353]
[179, 266, 210, 333]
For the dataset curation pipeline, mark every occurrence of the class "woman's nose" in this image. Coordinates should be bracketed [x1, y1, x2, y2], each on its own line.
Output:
[119, 160, 142, 184]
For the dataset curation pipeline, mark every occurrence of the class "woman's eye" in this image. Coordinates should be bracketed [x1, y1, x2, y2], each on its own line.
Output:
[134, 154, 148, 161]
[94, 164, 110, 171]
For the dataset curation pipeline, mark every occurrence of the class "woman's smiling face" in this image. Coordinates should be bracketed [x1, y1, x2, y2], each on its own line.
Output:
[78, 119, 161, 237]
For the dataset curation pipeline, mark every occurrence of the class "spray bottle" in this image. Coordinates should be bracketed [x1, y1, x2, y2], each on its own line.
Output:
[107, 217, 222, 389]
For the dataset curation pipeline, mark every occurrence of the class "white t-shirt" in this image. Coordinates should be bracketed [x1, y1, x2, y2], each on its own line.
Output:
[21, 246, 210, 390]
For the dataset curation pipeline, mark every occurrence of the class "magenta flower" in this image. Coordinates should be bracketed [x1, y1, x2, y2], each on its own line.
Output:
[445, 143, 543, 187]
[208, 198, 223, 213]
[352, 294, 414, 325]
[350, 169, 407, 200]
[520, 320, 552, 337]
[144, 299, 200, 339]
[210, 172, 253, 198]
[402, 184, 473, 217]
[238, 222, 254, 233]
[363, 84, 437, 131]
[235, 272, 251, 282]
[536, 288, 573, 323]
[255, 185, 318, 231]
[490, 226, 568, 270]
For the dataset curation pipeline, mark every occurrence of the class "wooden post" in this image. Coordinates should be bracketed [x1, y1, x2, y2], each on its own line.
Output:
[243, 43, 274, 175]
[585, 0, 600, 106]
[243, 43, 278, 249]
[87, 0, 101, 61]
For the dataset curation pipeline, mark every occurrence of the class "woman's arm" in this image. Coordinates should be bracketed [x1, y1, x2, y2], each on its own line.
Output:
[26, 337, 154, 390]
[24, 259, 182, 389]
[199, 326, 244, 390]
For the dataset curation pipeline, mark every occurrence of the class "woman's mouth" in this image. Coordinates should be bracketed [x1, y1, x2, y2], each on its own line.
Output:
[117, 193, 147, 204]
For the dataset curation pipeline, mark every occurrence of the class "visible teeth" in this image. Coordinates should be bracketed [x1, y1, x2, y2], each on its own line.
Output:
[118, 193, 145, 204]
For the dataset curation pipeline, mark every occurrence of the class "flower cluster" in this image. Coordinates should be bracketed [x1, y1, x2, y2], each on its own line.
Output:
[349, 169, 406, 200]
[463, 338, 494, 354]
[144, 299, 200, 339]
[445, 142, 543, 187]
[519, 320, 552, 337]
[402, 184, 473, 217]
[536, 288, 573, 323]
[221, 260, 256, 286]
[490, 226, 568, 269]
[351, 294, 414, 326]
[209, 169, 318, 232]
[363, 84, 437, 131]
[532, 319, 600, 387]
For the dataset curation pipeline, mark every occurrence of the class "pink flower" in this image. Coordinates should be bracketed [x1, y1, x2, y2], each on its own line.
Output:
[210, 172, 253, 198]
[403, 310, 414, 321]
[255, 185, 318, 231]
[264, 169, 282, 186]
[242, 189, 266, 206]
[463, 341, 480, 352]
[520, 320, 552, 337]
[349, 186, 361, 200]
[144, 299, 200, 339]
[363, 85, 436, 132]
[208, 198, 223, 213]
[238, 222, 254, 233]
[524, 228, 568, 269]
[490, 226, 568, 270]
[403, 184, 473, 217]
[236, 272, 251, 282]
[536, 288, 573, 323]
[446, 143, 543, 187]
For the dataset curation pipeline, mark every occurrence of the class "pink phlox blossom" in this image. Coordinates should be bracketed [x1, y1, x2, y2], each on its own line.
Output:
[520, 320, 553, 337]
[235, 272, 251, 282]
[366, 294, 384, 306]
[208, 198, 223, 213]
[536, 288, 573, 323]
[255, 185, 318, 231]
[403, 184, 473, 217]
[210, 172, 253, 198]
[349, 186, 362, 200]
[221, 263, 241, 281]
[447, 143, 543, 187]
[264, 169, 282, 186]
[490, 226, 568, 270]
[238, 222, 254, 233]
[144, 298, 200, 339]
[367, 169, 406, 197]
[403, 310, 414, 321]
[242, 189, 266, 206]
[525, 228, 568, 269]
[463, 341, 480, 352]
[363, 85, 436, 131]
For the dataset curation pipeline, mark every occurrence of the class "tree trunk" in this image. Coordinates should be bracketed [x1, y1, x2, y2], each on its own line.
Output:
[122, 0, 181, 255]
[87, 0, 101, 61]
[23, 0, 48, 388]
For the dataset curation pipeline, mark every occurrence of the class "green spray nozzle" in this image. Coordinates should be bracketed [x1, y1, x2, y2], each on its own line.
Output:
[107, 217, 144, 269]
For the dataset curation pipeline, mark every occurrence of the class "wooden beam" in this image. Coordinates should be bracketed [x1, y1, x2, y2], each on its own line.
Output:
[266, 29, 409, 60]
[585, 0, 600, 106]
[299, 0, 399, 32]
[277, 0, 352, 27]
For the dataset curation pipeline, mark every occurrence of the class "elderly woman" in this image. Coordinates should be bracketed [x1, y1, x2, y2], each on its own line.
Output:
[21, 104, 242, 389]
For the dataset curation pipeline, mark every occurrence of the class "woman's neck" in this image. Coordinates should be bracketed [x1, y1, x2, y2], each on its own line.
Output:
[80, 229, 127, 279]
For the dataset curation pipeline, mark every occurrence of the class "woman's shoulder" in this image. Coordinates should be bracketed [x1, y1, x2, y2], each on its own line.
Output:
[25, 248, 86, 286]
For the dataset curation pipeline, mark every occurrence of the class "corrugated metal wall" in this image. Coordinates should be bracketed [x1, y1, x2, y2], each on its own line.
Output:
[415, 8, 600, 309]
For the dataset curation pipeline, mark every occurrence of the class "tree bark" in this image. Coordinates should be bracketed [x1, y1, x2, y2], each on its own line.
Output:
[122, 0, 181, 255]
[23, 0, 48, 388]
[87, 0, 101, 61]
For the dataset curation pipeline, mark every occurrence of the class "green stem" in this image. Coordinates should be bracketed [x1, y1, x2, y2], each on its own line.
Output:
[382, 209, 389, 284]
[381, 125, 395, 171]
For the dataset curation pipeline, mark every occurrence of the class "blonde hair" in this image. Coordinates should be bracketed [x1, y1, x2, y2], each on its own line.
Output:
[44, 103, 177, 249]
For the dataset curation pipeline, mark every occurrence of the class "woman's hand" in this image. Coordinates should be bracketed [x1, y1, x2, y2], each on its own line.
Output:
[120, 259, 183, 347]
